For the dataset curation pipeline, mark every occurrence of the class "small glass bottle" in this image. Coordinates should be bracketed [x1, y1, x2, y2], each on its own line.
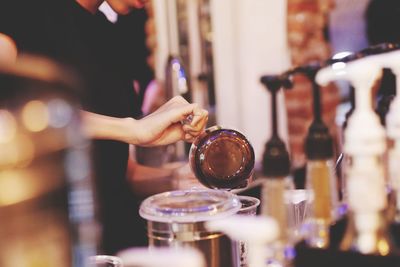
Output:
[283, 64, 339, 249]
[260, 136, 295, 266]
[303, 123, 338, 249]
[305, 159, 338, 248]
[259, 74, 295, 266]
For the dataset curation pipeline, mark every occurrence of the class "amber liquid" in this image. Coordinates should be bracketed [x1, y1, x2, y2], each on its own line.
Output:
[306, 160, 338, 249]
[191, 129, 255, 190]
[309, 162, 333, 222]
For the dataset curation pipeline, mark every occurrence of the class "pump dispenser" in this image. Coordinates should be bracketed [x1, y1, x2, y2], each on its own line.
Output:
[316, 57, 394, 255]
[364, 49, 400, 225]
[259, 75, 294, 265]
[325, 44, 397, 208]
[284, 63, 339, 249]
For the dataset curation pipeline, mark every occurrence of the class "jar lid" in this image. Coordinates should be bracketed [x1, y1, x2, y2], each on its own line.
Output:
[139, 189, 241, 223]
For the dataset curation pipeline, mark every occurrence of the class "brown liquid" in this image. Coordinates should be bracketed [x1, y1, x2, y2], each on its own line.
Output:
[310, 162, 332, 221]
[191, 129, 255, 190]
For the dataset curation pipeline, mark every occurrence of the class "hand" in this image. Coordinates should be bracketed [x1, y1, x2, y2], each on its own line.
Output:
[80, 96, 207, 145]
[128, 96, 208, 146]
[0, 33, 17, 66]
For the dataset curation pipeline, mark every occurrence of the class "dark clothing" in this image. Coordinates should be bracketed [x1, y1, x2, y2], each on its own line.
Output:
[366, 0, 400, 45]
[0, 0, 147, 254]
[365, 0, 399, 124]
[116, 9, 154, 106]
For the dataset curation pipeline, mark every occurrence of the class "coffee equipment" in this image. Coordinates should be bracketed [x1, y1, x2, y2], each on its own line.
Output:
[139, 189, 241, 267]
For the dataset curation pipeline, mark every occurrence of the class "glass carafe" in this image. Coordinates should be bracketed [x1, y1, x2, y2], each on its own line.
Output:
[189, 126, 255, 190]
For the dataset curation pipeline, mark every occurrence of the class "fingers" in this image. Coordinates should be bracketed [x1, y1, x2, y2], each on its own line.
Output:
[182, 115, 208, 134]
[152, 95, 188, 115]
[168, 95, 189, 104]
[143, 95, 208, 144]
[0, 33, 17, 66]
[184, 133, 196, 143]
[191, 106, 208, 126]
[162, 97, 208, 125]
[182, 105, 208, 137]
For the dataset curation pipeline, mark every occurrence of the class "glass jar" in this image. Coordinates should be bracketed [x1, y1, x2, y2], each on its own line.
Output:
[189, 126, 255, 190]
[139, 189, 240, 267]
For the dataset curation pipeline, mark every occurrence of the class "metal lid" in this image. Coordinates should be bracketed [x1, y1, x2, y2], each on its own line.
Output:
[139, 189, 241, 223]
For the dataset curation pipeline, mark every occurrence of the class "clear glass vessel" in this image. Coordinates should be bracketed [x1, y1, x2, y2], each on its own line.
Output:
[305, 159, 338, 248]
[139, 189, 241, 267]
[189, 126, 255, 190]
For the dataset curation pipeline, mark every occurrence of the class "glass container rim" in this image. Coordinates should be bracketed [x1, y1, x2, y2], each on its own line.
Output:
[139, 189, 241, 223]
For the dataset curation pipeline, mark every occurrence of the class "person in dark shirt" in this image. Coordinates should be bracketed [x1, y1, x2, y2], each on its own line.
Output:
[0, 0, 208, 255]
[365, 0, 400, 124]
[116, 8, 154, 108]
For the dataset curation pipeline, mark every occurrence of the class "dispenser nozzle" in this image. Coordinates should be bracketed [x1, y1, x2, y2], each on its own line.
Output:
[259, 74, 291, 177]
[358, 42, 400, 57]
[325, 42, 398, 67]
[282, 62, 322, 90]
[284, 61, 322, 78]
[260, 75, 292, 92]
[316, 56, 386, 156]
[316, 58, 382, 88]
[284, 62, 334, 159]
[317, 42, 399, 86]
[368, 49, 400, 75]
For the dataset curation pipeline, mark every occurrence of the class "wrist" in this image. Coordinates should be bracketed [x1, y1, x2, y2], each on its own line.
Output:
[81, 111, 140, 144]
[122, 117, 139, 145]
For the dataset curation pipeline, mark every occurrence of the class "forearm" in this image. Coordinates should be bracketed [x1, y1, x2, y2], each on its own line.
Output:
[80, 110, 137, 144]
[79, 96, 208, 146]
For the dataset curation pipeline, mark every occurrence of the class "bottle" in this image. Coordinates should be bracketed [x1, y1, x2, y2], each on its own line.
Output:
[340, 158, 391, 255]
[326, 44, 397, 205]
[316, 56, 395, 255]
[259, 75, 295, 265]
[366, 49, 400, 225]
[284, 63, 339, 249]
